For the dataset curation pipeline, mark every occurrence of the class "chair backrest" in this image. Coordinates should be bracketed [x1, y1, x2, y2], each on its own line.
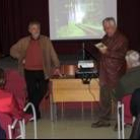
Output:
[5, 69, 27, 110]
[122, 95, 133, 125]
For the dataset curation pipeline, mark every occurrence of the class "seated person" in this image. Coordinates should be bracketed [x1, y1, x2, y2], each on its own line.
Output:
[5, 69, 27, 111]
[0, 68, 23, 119]
[131, 88, 140, 118]
[115, 50, 140, 100]
[130, 88, 140, 139]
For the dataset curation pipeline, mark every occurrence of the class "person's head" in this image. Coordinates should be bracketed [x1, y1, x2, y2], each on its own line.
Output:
[0, 68, 6, 89]
[125, 50, 140, 69]
[28, 20, 41, 39]
[103, 17, 117, 37]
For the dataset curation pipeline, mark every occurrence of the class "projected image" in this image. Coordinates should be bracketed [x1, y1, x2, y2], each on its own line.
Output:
[49, 0, 117, 40]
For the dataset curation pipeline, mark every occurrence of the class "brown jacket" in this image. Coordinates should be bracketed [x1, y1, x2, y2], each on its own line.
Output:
[100, 31, 129, 88]
[10, 35, 60, 78]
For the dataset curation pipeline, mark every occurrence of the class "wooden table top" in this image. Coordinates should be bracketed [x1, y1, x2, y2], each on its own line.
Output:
[51, 78, 100, 103]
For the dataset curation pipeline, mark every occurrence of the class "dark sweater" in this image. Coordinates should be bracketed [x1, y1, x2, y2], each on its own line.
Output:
[115, 66, 140, 99]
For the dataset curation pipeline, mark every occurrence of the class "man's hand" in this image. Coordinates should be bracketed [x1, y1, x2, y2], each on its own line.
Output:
[22, 59, 26, 64]
[99, 47, 108, 54]
[53, 68, 62, 77]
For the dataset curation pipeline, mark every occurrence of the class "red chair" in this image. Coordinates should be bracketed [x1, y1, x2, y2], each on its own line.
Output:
[122, 95, 133, 125]
[117, 94, 133, 139]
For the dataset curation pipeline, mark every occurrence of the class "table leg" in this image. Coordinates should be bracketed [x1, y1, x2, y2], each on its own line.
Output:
[54, 103, 57, 121]
[50, 93, 54, 121]
[61, 102, 64, 120]
[91, 102, 94, 119]
[50, 94, 57, 122]
[81, 102, 85, 120]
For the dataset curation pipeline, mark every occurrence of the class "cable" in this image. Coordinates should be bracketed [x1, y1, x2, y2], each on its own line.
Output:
[88, 81, 96, 102]
[87, 74, 101, 110]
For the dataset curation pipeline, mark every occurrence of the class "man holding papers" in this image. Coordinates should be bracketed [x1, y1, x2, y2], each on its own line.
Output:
[92, 17, 129, 128]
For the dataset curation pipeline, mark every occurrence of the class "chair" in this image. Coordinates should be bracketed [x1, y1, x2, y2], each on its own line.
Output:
[0, 102, 37, 139]
[117, 101, 125, 139]
[23, 103, 37, 139]
[8, 118, 25, 139]
[8, 102, 37, 139]
[117, 95, 134, 139]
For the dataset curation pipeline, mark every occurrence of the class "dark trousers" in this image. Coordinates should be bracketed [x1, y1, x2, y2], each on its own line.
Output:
[24, 70, 49, 117]
[131, 88, 140, 118]
[130, 88, 140, 139]
[130, 114, 140, 139]
[97, 86, 116, 122]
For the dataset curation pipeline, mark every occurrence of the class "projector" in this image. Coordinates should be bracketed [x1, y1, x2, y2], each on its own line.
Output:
[75, 60, 98, 84]
[78, 60, 94, 69]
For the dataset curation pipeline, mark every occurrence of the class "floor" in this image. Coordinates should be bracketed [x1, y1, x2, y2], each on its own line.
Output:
[26, 113, 132, 139]
[0, 57, 132, 139]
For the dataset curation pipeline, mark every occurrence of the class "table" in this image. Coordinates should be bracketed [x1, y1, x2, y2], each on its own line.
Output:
[50, 78, 100, 121]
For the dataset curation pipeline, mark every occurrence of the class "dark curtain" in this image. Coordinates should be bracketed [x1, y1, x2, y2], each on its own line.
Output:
[0, 0, 140, 55]
[0, 0, 23, 54]
[0, 0, 49, 55]
[118, 0, 140, 51]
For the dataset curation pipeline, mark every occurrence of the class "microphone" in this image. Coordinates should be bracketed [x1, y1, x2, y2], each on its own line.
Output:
[82, 43, 85, 60]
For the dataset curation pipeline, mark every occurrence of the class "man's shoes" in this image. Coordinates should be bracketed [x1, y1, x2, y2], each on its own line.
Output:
[26, 109, 41, 120]
[91, 121, 111, 128]
[91, 121, 101, 127]
[113, 123, 132, 132]
[37, 113, 41, 120]
[114, 123, 118, 131]
[36, 111, 41, 120]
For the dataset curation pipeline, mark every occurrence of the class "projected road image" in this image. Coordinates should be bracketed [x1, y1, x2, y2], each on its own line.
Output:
[49, 0, 117, 40]
[55, 0, 104, 39]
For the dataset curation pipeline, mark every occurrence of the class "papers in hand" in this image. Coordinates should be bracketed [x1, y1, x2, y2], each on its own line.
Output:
[95, 43, 107, 50]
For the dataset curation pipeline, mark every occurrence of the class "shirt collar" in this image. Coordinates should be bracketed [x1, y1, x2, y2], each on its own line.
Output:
[127, 65, 140, 73]
[30, 35, 40, 41]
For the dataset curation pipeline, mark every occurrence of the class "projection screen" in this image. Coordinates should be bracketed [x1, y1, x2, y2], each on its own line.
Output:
[49, 0, 117, 40]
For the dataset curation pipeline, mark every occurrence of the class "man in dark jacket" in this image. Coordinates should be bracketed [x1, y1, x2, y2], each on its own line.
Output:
[115, 50, 140, 100]
[130, 88, 140, 139]
[92, 17, 128, 128]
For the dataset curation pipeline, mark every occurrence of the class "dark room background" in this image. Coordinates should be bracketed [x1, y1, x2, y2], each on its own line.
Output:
[0, 0, 140, 56]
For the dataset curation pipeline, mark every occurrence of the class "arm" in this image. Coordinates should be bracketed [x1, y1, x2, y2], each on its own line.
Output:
[10, 96, 23, 119]
[48, 39, 61, 76]
[48, 39, 60, 68]
[105, 39, 129, 60]
[10, 40, 22, 59]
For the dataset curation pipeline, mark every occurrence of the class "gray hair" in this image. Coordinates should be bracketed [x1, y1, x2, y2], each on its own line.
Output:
[126, 50, 140, 68]
[28, 20, 41, 29]
[103, 17, 117, 26]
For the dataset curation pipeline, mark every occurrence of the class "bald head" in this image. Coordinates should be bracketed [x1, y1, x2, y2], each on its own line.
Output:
[103, 17, 117, 37]
[126, 50, 140, 69]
